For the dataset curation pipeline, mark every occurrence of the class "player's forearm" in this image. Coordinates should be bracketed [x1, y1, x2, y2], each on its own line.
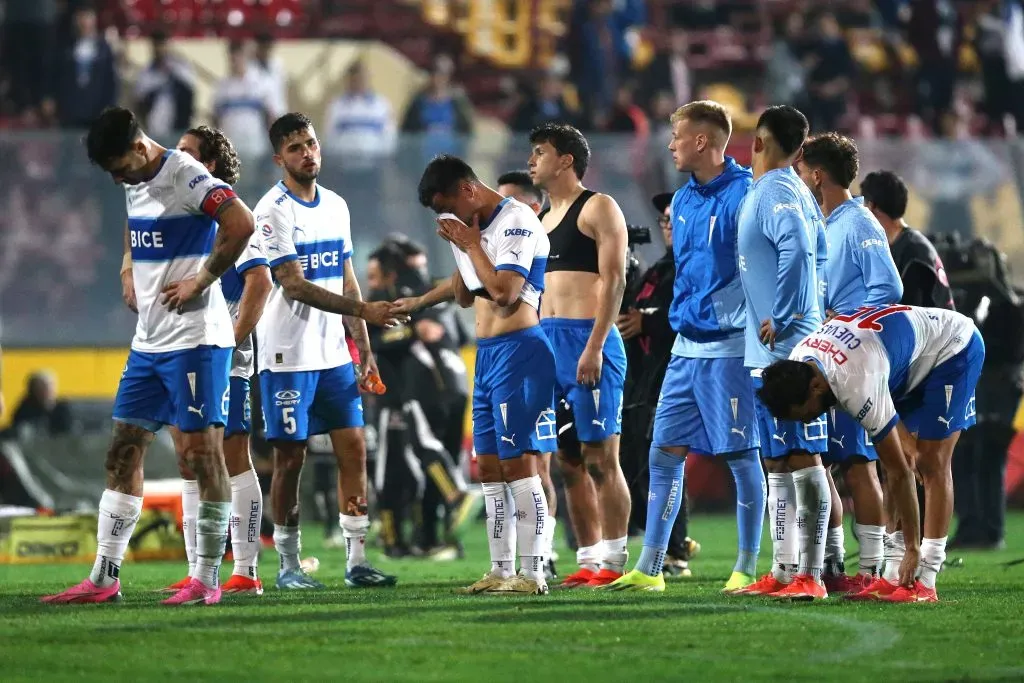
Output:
[342, 277, 374, 362]
[419, 279, 456, 310]
[234, 268, 272, 346]
[588, 272, 625, 350]
[288, 279, 366, 317]
[876, 429, 921, 551]
[199, 205, 256, 284]
[467, 244, 521, 306]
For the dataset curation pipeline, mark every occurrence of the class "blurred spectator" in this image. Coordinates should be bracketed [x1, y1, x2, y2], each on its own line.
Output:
[133, 32, 195, 140]
[510, 71, 577, 132]
[567, 0, 645, 126]
[640, 28, 691, 111]
[43, 3, 117, 128]
[2, 0, 57, 122]
[326, 60, 396, 159]
[974, 0, 1011, 133]
[804, 11, 855, 132]
[912, 110, 1004, 239]
[765, 13, 809, 109]
[907, 0, 959, 135]
[1004, 0, 1024, 129]
[401, 55, 473, 157]
[7, 371, 75, 439]
[253, 33, 288, 118]
[213, 40, 275, 160]
[604, 82, 649, 136]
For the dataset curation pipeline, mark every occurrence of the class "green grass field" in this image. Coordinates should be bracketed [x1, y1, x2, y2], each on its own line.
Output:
[3, 513, 1024, 682]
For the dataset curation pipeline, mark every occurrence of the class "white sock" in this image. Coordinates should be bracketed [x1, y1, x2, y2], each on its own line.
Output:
[918, 536, 947, 589]
[577, 543, 603, 573]
[274, 524, 301, 573]
[181, 479, 199, 578]
[193, 501, 230, 589]
[882, 531, 905, 584]
[544, 517, 557, 563]
[825, 525, 845, 571]
[508, 475, 547, 583]
[229, 469, 262, 579]
[89, 489, 143, 588]
[482, 482, 516, 578]
[339, 514, 370, 570]
[767, 472, 797, 583]
[601, 536, 628, 573]
[793, 465, 830, 581]
[855, 523, 885, 577]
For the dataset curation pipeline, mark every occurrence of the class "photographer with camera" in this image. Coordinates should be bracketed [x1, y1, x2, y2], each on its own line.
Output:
[615, 194, 698, 576]
[365, 240, 473, 558]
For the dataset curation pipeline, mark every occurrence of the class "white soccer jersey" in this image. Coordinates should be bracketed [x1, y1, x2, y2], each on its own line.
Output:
[790, 305, 976, 439]
[219, 234, 269, 377]
[126, 150, 237, 353]
[444, 197, 548, 310]
[254, 181, 354, 373]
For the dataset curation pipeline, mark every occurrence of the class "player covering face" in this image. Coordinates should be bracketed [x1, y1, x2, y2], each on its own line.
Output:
[395, 154, 556, 595]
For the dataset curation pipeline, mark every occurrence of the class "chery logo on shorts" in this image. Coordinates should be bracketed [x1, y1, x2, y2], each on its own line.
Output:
[275, 390, 301, 406]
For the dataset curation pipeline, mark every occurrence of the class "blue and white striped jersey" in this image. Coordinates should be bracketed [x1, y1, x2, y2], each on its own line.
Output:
[254, 181, 354, 373]
[445, 197, 548, 311]
[125, 150, 237, 353]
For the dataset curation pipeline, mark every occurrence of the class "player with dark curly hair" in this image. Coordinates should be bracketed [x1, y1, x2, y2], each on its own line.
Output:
[178, 125, 242, 186]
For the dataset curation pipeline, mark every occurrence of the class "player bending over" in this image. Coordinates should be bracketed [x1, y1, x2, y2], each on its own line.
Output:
[44, 107, 256, 606]
[757, 304, 983, 602]
[795, 133, 903, 593]
[396, 155, 556, 595]
[255, 113, 406, 590]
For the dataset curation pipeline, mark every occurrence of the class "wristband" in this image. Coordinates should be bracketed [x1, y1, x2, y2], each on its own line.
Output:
[120, 252, 132, 275]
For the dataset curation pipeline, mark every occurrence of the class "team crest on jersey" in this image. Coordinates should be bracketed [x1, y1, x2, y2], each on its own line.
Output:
[535, 409, 556, 440]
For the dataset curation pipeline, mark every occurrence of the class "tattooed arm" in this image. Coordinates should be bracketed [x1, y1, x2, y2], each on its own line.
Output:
[342, 258, 379, 383]
[272, 260, 405, 327]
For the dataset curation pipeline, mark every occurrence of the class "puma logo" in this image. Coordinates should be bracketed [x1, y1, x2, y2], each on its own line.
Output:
[188, 404, 205, 418]
[510, 249, 522, 261]
[772, 432, 787, 444]
[937, 416, 952, 429]
[831, 435, 845, 449]
[730, 426, 747, 439]
[592, 418, 607, 430]
[501, 434, 516, 447]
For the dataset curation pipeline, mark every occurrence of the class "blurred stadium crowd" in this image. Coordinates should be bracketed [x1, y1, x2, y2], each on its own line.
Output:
[3, 0, 1024, 568]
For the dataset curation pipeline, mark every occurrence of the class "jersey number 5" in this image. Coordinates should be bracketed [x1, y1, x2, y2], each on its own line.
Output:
[282, 407, 297, 435]
[832, 305, 911, 331]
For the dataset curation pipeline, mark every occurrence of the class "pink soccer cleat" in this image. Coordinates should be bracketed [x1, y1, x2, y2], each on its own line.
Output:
[160, 578, 222, 606]
[41, 578, 122, 604]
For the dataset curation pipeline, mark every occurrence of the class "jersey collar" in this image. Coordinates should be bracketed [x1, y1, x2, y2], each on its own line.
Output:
[825, 196, 864, 226]
[481, 197, 510, 230]
[277, 180, 320, 208]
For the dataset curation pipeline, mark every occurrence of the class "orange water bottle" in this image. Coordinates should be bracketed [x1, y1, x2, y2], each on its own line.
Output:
[364, 371, 387, 395]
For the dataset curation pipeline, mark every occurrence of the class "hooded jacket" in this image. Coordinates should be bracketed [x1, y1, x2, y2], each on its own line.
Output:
[669, 156, 753, 358]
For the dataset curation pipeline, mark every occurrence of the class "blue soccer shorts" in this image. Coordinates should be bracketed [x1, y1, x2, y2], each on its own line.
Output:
[895, 329, 985, 441]
[225, 376, 252, 437]
[540, 317, 626, 443]
[473, 325, 557, 459]
[752, 369, 828, 459]
[652, 355, 759, 454]
[825, 408, 876, 464]
[113, 345, 232, 433]
[259, 363, 364, 441]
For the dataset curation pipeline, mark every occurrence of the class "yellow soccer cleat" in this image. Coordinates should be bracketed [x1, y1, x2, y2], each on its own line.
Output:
[597, 569, 666, 592]
[456, 571, 509, 595]
[722, 571, 756, 594]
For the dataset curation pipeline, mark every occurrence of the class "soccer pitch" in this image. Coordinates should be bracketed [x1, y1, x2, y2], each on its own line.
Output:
[3, 514, 1024, 682]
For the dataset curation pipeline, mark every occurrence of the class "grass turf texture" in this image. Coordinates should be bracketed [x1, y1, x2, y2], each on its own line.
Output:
[3, 514, 1024, 682]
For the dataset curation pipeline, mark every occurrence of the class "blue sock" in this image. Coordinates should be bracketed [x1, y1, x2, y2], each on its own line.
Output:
[727, 449, 766, 576]
[636, 446, 685, 577]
